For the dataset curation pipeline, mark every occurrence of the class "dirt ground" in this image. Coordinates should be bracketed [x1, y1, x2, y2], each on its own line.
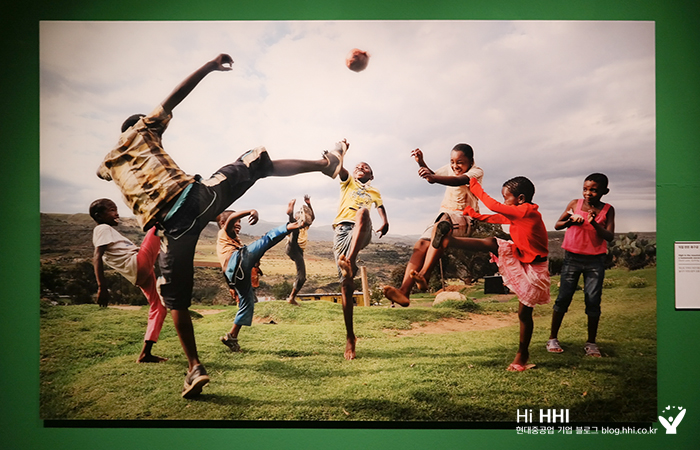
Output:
[392, 313, 517, 336]
[109, 305, 517, 334]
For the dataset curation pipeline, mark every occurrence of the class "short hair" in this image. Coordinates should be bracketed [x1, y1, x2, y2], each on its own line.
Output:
[216, 210, 234, 229]
[89, 198, 115, 223]
[451, 143, 474, 160]
[585, 173, 609, 191]
[121, 114, 145, 132]
[503, 176, 536, 203]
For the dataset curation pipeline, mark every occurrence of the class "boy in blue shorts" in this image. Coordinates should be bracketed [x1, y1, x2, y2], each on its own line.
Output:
[97, 53, 346, 398]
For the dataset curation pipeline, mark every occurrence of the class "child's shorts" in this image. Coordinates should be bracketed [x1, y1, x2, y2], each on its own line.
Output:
[419, 210, 473, 240]
[332, 221, 372, 279]
[491, 238, 551, 308]
[157, 147, 274, 310]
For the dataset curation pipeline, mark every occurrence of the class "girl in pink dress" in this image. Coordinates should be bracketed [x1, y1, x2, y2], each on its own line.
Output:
[438, 176, 550, 371]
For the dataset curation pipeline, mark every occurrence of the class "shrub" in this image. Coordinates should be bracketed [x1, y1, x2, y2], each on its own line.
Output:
[272, 280, 293, 300]
[433, 298, 481, 313]
[627, 277, 648, 288]
[609, 233, 656, 270]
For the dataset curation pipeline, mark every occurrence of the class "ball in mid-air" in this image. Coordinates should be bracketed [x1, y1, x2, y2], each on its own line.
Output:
[346, 48, 369, 72]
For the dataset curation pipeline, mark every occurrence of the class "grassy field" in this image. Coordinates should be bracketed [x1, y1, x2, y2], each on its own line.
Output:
[40, 267, 656, 423]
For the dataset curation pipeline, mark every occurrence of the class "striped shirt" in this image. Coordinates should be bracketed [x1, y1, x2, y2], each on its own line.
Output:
[97, 106, 195, 230]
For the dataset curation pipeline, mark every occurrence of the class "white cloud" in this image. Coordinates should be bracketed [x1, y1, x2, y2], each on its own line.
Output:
[40, 20, 655, 235]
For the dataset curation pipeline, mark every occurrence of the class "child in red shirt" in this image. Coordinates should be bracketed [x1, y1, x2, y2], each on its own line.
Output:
[445, 176, 551, 371]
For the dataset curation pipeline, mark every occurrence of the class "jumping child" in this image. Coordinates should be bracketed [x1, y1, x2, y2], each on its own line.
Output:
[546, 173, 615, 357]
[332, 149, 392, 359]
[285, 195, 315, 306]
[383, 144, 483, 306]
[90, 198, 167, 364]
[97, 53, 347, 397]
[451, 176, 551, 371]
[217, 207, 307, 352]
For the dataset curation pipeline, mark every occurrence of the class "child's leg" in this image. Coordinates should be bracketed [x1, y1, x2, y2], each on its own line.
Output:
[412, 217, 452, 291]
[158, 233, 203, 373]
[136, 228, 160, 278]
[134, 229, 167, 363]
[338, 208, 372, 278]
[246, 224, 291, 262]
[581, 254, 606, 344]
[383, 239, 429, 306]
[137, 272, 168, 363]
[286, 243, 306, 305]
[549, 252, 582, 340]
[409, 235, 497, 291]
[341, 275, 356, 360]
[269, 141, 347, 178]
[512, 303, 534, 367]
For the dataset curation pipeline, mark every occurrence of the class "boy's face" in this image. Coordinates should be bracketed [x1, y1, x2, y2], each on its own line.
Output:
[450, 149, 473, 176]
[98, 201, 119, 226]
[353, 162, 374, 183]
[232, 219, 242, 235]
[583, 180, 607, 204]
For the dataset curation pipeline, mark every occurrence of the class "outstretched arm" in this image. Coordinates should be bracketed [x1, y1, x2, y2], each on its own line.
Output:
[161, 54, 233, 115]
[376, 205, 389, 237]
[469, 178, 525, 220]
[224, 209, 258, 238]
[463, 205, 510, 224]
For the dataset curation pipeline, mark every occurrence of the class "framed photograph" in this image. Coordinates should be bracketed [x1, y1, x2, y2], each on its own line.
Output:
[2, 1, 699, 449]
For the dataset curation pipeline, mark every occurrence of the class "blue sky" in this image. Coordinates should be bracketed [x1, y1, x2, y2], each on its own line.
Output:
[40, 20, 655, 235]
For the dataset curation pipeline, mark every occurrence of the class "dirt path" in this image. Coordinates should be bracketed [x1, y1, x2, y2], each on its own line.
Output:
[391, 313, 517, 336]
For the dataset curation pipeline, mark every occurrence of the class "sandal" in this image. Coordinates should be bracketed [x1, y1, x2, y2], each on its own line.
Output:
[584, 342, 602, 357]
[220, 332, 241, 352]
[507, 363, 536, 372]
[546, 338, 564, 353]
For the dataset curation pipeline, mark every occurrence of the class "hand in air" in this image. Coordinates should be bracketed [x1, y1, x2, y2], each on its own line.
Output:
[248, 209, 259, 225]
[212, 53, 234, 71]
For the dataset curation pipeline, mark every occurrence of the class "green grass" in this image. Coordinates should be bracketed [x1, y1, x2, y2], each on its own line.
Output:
[40, 267, 656, 423]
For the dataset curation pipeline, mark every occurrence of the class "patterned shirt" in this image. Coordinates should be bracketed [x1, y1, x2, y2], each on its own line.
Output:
[97, 106, 195, 230]
[333, 176, 383, 226]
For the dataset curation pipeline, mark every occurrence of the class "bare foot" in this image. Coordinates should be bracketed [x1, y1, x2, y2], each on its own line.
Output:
[409, 270, 428, 291]
[382, 286, 410, 307]
[338, 255, 353, 278]
[287, 297, 300, 306]
[137, 354, 168, 363]
[344, 336, 357, 360]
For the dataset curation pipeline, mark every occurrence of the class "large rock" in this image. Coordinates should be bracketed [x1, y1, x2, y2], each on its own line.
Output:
[433, 291, 466, 306]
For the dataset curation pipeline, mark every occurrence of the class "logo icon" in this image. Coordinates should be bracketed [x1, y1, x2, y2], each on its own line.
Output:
[658, 405, 686, 434]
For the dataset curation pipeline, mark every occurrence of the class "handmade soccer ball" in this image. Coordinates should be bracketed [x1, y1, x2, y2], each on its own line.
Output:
[345, 48, 369, 72]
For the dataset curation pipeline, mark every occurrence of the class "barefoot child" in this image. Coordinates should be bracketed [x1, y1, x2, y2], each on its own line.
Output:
[285, 196, 315, 305]
[216, 207, 307, 352]
[383, 144, 483, 306]
[97, 53, 347, 397]
[546, 173, 615, 357]
[453, 176, 550, 371]
[90, 198, 167, 364]
[332, 152, 394, 359]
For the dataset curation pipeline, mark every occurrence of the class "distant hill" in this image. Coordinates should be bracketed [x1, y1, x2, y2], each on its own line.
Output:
[41, 213, 655, 266]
